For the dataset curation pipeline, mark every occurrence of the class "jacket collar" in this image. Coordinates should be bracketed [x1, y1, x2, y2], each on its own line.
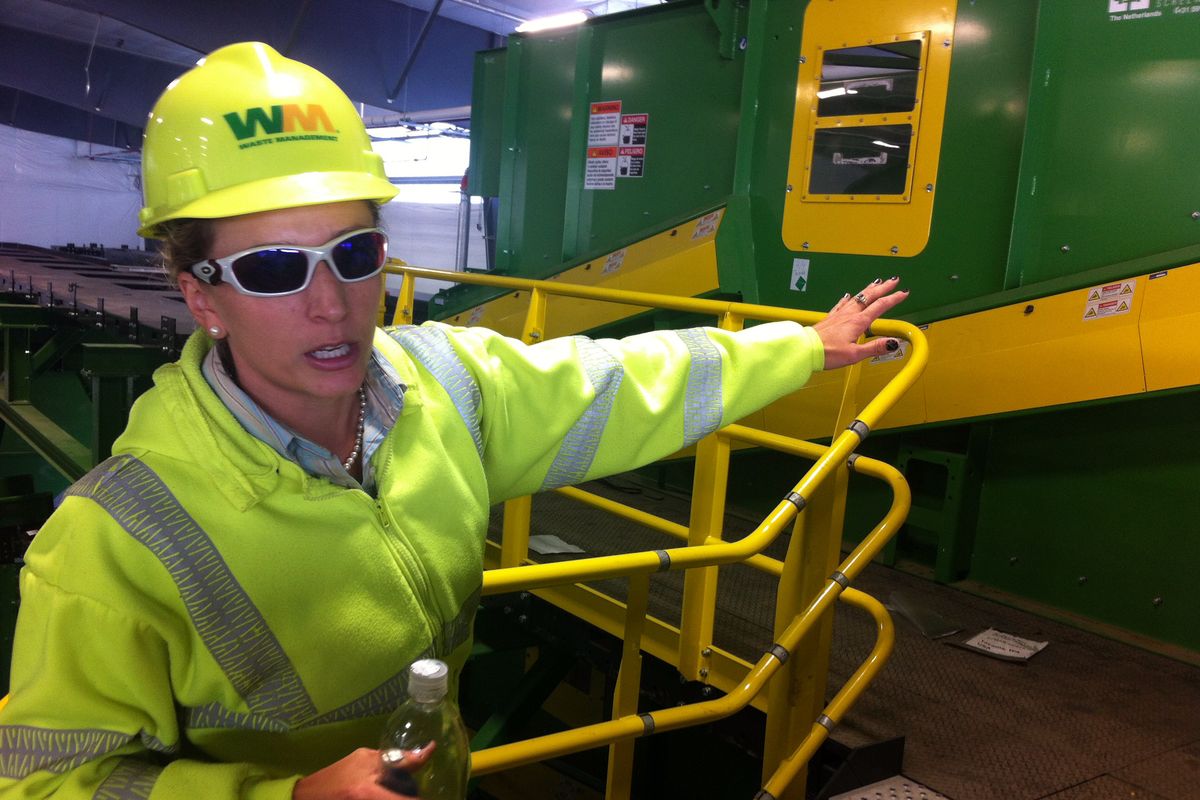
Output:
[114, 329, 421, 512]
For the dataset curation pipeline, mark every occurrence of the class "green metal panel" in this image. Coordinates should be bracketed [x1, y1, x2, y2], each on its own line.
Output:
[1006, 4, 1200, 286]
[735, 0, 1040, 316]
[561, 5, 742, 259]
[969, 389, 1200, 652]
[477, 1, 743, 284]
[467, 48, 507, 198]
[494, 30, 580, 275]
[451, 0, 1200, 655]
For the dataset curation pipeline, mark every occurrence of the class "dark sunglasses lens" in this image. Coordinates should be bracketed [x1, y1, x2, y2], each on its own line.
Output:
[331, 231, 387, 280]
[231, 249, 310, 294]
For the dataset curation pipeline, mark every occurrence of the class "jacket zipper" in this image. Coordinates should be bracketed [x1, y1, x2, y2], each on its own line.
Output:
[358, 490, 441, 648]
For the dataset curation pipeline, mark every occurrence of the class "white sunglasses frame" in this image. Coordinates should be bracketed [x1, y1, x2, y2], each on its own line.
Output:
[188, 227, 388, 297]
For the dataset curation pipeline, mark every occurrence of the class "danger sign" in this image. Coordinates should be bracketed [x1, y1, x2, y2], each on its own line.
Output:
[1083, 278, 1135, 320]
[620, 114, 648, 146]
[618, 146, 644, 178]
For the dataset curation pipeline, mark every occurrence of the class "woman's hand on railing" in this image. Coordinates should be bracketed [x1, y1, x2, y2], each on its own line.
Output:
[812, 277, 909, 370]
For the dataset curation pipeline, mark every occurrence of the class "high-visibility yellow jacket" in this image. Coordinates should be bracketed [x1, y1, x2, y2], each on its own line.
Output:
[0, 321, 823, 799]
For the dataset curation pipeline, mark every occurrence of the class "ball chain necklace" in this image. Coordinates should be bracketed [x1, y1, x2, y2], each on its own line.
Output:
[342, 387, 367, 471]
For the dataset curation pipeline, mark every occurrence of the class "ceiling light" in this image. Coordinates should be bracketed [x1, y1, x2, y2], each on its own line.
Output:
[515, 10, 589, 32]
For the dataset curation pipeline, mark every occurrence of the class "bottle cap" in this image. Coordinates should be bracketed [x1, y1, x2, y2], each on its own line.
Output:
[407, 658, 449, 703]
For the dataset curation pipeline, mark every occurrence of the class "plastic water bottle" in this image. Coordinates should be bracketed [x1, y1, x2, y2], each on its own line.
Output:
[379, 659, 470, 799]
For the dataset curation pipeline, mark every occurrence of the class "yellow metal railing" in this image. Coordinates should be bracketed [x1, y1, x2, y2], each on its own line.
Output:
[384, 261, 927, 799]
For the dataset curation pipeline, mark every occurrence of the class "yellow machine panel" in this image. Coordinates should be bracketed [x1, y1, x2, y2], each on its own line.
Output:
[1140, 265, 1200, 393]
[444, 210, 725, 339]
[758, 263, 1200, 441]
[781, 0, 957, 257]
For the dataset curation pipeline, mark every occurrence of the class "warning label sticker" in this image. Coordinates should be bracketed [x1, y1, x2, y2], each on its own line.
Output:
[586, 103, 649, 188]
[602, 248, 626, 275]
[617, 146, 645, 178]
[585, 146, 617, 190]
[619, 113, 648, 146]
[870, 340, 909, 364]
[1083, 279, 1135, 320]
[588, 101, 622, 147]
[692, 211, 721, 240]
[790, 258, 809, 292]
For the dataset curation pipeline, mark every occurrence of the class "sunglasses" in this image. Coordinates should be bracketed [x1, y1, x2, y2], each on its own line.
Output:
[189, 228, 388, 297]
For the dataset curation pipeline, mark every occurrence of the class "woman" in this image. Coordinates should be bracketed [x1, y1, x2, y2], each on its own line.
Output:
[0, 43, 905, 799]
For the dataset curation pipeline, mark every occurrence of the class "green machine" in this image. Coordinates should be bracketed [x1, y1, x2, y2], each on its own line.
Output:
[435, 0, 1200, 656]
[0, 265, 182, 691]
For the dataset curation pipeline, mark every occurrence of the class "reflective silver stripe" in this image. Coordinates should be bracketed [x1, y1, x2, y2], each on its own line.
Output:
[0, 726, 131, 778]
[390, 326, 484, 456]
[185, 704, 286, 733]
[67, 456, 318, 727]
[431, 586, 481, 662]
[541, 337, 624, 490]
[188, 587, 482, 731]
[72, 454, 481, 736]
[138, 732, 176, 757]
[93, 757, 162, 800]
[676, 328, 723, 447]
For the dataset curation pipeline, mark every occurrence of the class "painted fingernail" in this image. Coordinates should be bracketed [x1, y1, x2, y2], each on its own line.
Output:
[886, 339, 900, 352]
[380, 768, 419, 795]
[842, 292, 851, 299]
[872, 277, 884, 284]
[889, 275, 899, 281]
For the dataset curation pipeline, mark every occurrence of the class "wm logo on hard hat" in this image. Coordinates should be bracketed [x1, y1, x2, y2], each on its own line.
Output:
[223, 104, 335, 140]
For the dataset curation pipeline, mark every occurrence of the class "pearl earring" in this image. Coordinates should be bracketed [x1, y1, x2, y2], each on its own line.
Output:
[209, 326, 221, 337]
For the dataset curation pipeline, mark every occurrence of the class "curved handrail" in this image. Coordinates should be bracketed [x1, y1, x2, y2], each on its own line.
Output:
[387, 262, 924, 795]
[469, 450, 910, 775]
[384, 262, 927, 597]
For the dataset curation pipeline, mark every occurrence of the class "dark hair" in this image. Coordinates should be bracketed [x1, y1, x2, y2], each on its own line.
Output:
[158, 218, 215, 286]
[156, 202, 384, 285]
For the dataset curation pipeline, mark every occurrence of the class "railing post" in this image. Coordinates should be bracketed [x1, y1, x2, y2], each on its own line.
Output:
[500, 496, 533, 569]
[497, 287, 552, 569]
[677, 432, 730, 680]
[521, 287, 547, 344]
[678, 311, 742, 680]
[605, 573, 650, 800]
[387, 264, 417, 327]
[761, 359, 865, 797]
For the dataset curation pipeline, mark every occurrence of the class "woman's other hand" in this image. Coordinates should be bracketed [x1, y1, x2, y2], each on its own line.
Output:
[812, 277, 909, 370]
[293, 746, 434, 799]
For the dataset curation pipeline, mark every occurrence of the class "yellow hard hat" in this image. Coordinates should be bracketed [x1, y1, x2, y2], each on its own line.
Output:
[138, 42, 397, 238]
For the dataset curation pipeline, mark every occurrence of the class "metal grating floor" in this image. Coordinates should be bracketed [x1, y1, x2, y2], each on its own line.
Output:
[491, 477, 1200, 800]
[831, 776, 951, 800]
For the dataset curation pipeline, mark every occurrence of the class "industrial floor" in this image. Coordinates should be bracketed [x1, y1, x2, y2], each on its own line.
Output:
[0, 242, 194, 333]
[504, 477, 1200, 800]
